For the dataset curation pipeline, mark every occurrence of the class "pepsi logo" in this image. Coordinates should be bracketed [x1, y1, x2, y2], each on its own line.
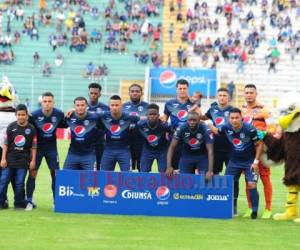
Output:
[74, 126, 86, 137]
[189, 138, 200, 147]
[147, 134, 158, 144]
[42, 123, 54, 133]
[14, 135, 26, 147]
[215, 117, 225, 126]
[243, 116, 253, 124]
[177, 110, 188, 121]
[232, 138, 242, 147]
[110, 124, 121, 135]
[104, 184, 118, 198]
[159, 70, 177, 88]
[156, 186, 170, 201]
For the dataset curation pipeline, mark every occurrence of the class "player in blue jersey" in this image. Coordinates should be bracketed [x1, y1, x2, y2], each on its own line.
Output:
[136, 103, 169, 172]
[201, 88, 233, 174]
[162, 79, 200, 170]
[87, 83, 109, 170]
[99, 95, 139, 171]
[122, 84, 149, 171]
[26, 92, 65, 210]
[166, 111, 214, 181]
[215, 107, 263, 219]
[63, 97, 100, 170]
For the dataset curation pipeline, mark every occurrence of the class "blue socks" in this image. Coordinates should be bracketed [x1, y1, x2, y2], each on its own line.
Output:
[249, 188, 259, 212]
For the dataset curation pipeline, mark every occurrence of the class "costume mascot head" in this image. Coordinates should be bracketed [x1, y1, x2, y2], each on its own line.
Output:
[262, 91, 300, 222]
[0, 76, 19, 150]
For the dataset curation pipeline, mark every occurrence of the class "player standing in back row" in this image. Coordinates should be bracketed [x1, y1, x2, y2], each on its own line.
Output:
[122, 84, 149, 171]
[162, 79, 200, 171]
[241, 84, 273, 219]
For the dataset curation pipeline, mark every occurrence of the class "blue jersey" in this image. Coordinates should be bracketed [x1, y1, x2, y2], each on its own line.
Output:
[66, 112, 100, 154]
[30, 108, 65, 150]
[173, 122, 213, 155]
[88, 102, 109, 114]
[122, 101, 149, 118]
[88, 102, 109, 146]
[136, 119, 169, 151]
[219, 123, 259, 168]
[205, 103, 232, 152]
[122, 101, 149, 145]
[164, 98, 194, 133]
[98, 112, 139, 149]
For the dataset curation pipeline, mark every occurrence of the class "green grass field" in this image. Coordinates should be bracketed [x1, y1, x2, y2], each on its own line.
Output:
[0, 140, 299, 250]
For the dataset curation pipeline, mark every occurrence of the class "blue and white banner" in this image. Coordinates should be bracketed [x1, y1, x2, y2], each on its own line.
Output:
[149, 68, 217, 97]
[55, 171, 233, 219]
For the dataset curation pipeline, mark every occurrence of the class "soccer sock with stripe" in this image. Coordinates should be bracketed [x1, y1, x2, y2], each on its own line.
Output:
[249, 188, 259, 213]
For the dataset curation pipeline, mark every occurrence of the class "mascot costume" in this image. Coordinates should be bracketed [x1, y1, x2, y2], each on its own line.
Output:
[261, 92, 300, 223]
[0, 76, 19, 208]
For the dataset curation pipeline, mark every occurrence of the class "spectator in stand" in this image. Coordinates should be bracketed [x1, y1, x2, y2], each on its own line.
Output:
[139, 50, 149, 64]
[168, 23, 174, 42]
[177, 45, 184, 67]
[85, 62, 95, 78]
[33, 52, 40, 66]
[42, 62, 52, 77]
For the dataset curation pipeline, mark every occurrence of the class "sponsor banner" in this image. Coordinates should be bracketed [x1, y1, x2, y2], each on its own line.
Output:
[150, 67, 217, 97]
[55, 171, 233, 219]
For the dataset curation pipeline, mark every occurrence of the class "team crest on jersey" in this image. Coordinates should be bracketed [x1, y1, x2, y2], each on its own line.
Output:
[177, 110, 188, 121]
[84, 120, 89, 126]
[51, 116, 57, 123]
[147, 134, 158, 145]
[138, 106, 143, 112]
[240, 133, 245, 139]
[14, 135, 26, 147]
[224, 111, 229, 117]
[215, 117, 225, 126]
[25, 128, 31, 135]
[74, 126, 86, 137]
[196, 133, 202, 139]
[119, 120, 124, 125]
[42, 123, 54, 133]
[188, 138, 200, 148]
[232, 138, 242, 148]
[110, 124, 121, 135]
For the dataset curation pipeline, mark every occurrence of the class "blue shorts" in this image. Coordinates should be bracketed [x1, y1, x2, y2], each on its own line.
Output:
[179, 154, 208, 174]
[94, 143, 104, 170]
[63, 151, 95, 170]
[100, 147, 131, 171]
[213, 150, 230, 174]
[225, 161, 258, 183]
[140, 146, 167, 173]
[36, 147, 59, 170]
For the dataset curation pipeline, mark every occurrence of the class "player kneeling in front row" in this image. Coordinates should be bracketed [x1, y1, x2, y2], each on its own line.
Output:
[211, 108, 263, 219]
[136, 103, 169, 173]
[0, 104, 37, 210]
[166, 111, 214, 181]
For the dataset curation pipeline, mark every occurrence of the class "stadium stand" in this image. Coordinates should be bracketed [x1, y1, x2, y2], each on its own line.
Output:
[184, 0, 300, 109]
[0, 0, 163, 109]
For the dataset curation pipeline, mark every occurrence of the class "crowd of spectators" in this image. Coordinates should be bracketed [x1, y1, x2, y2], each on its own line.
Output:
[83, 61, 109, 80]
[183, 0, 300, 72]
[0, 0, 164, 78]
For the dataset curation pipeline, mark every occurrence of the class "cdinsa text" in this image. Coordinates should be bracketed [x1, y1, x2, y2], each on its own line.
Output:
[121, 190, 152, 200]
